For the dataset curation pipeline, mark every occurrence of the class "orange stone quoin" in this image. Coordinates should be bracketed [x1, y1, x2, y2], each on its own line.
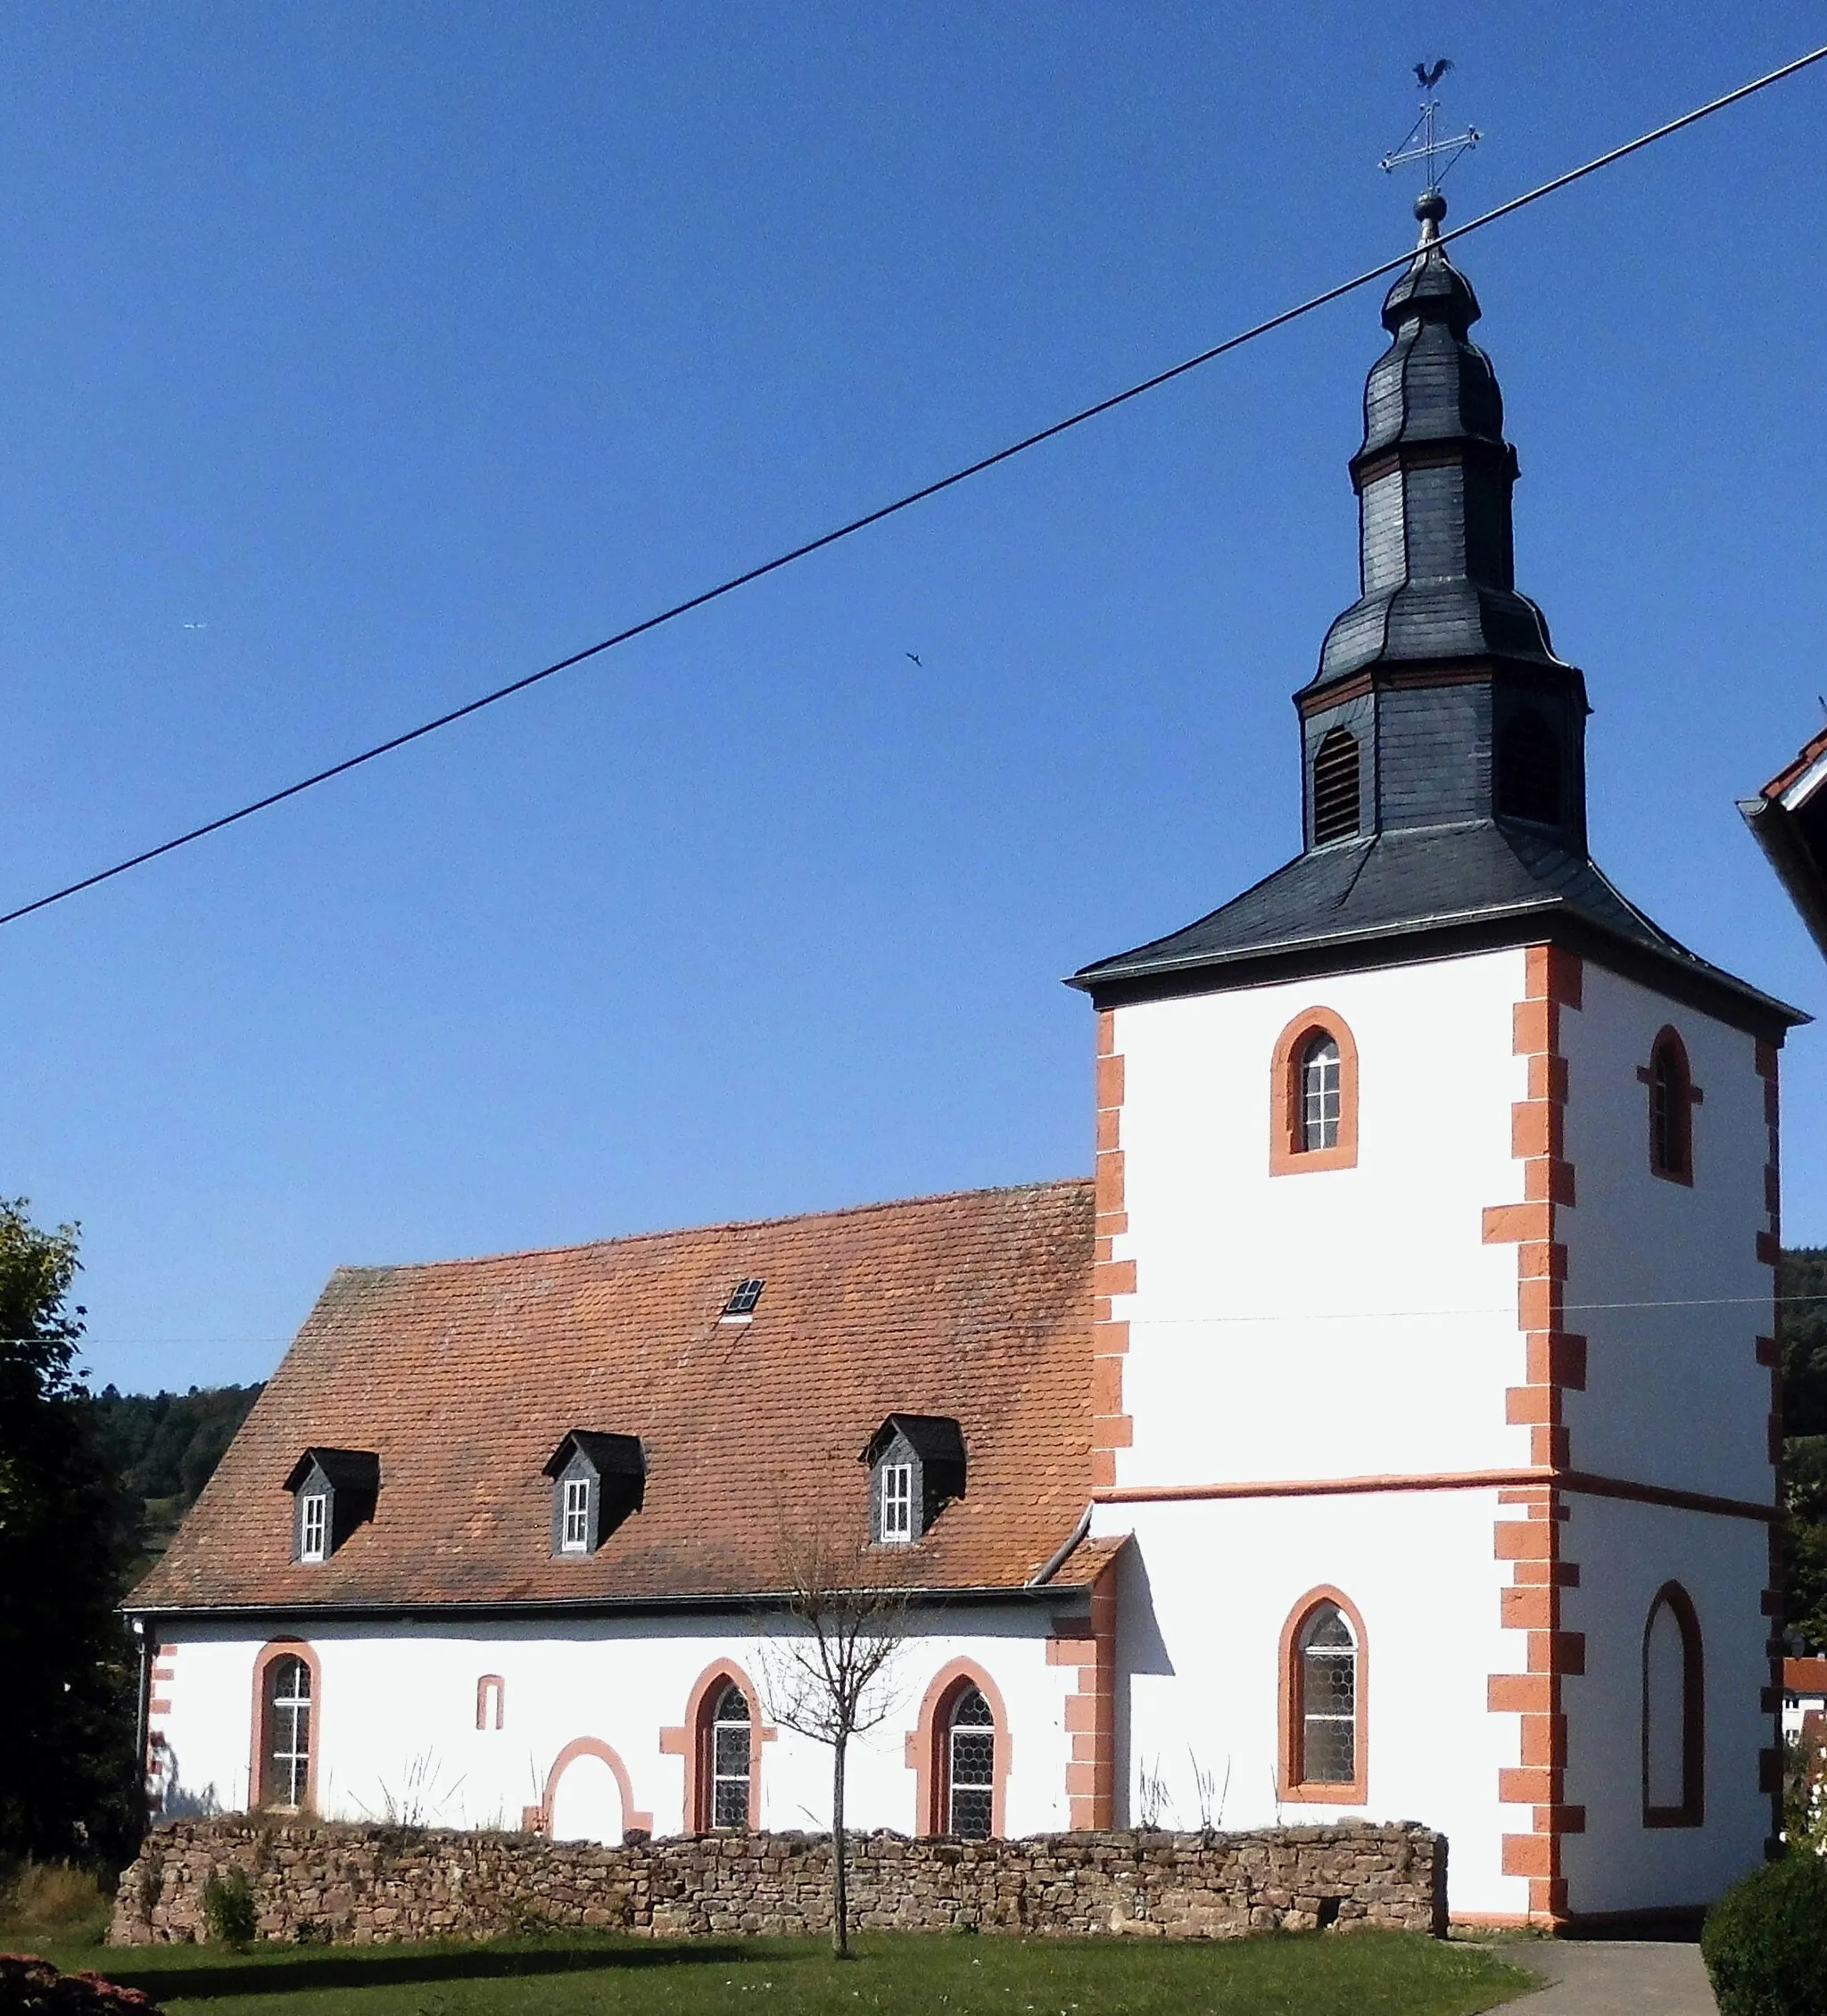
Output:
[1757, 1037, 1786, 1852]
[1484, 945, 1585, 1926]
[1091, 1011, 1133, 1493]
[1047, 1558, 1119, 1829]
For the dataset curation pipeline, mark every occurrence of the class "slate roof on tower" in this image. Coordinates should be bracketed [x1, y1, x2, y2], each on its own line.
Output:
[128, 1179, 1104, 1615]
[1073, 195, 1803, 1041]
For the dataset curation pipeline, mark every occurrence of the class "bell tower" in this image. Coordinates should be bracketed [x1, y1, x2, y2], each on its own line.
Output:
[1071, 194, 1802, 1928]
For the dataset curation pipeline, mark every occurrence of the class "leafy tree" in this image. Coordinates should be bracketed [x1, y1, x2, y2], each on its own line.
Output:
[0, 1200, 141, 1863]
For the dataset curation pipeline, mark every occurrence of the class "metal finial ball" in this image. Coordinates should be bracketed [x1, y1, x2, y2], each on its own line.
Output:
[1414, 189, 1448, 225]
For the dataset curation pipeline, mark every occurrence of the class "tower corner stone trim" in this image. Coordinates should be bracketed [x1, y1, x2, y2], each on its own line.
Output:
[1485, 943, 1583, 1926]
[1091, 1010, 1134, 1491]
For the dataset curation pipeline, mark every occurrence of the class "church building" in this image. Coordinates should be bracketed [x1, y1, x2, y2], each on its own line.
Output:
[129, 194, 1801, 1929]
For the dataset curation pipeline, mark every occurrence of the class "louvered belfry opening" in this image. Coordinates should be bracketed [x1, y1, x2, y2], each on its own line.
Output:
[1310, 727, 1361, 844]
[1496, 712, 1563, 827]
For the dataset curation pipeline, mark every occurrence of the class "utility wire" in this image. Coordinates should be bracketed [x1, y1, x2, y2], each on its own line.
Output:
[5, 42, 1825, 933]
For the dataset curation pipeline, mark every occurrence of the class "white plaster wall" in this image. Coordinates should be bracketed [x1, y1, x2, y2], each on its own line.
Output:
[1559, 1497, 1771, 1912]
[1095, 1491, 1526, 1921]
[1558, 963, 1774, 1501]
[148, 1607, 1076, 1840]
[1108, 947, 1533, 1491]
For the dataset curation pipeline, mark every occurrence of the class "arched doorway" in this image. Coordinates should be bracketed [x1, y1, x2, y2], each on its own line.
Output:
[545, 1739, 629, 1843]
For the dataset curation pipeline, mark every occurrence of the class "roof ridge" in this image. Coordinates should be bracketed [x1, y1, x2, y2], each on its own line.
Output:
[327, 1174, 1095, 1280]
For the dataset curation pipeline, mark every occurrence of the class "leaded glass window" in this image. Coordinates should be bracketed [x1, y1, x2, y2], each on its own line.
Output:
[1299, 1603, 1356, 1786]
[299, 1491, 327, 1562]
[947, 1686, 995, 1838]
[261, 1655, 312, 1809]
[1300, 1037, 1343, 1153]
[710, 1681, 752, 1829]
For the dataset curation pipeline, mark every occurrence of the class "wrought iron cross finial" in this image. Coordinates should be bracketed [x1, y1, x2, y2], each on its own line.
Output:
[1379, 60, 1481, 214]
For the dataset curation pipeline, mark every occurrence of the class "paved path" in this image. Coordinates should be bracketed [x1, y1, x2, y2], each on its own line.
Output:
[1500, 1941, 1717, 2014]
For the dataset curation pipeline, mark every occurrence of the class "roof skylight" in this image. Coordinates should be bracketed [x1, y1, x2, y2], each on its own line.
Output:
[721, 1277, 765, 1318]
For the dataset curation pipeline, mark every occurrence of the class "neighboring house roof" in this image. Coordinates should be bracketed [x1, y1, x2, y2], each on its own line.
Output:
[128, 1179, 1099, 1617]
[1742, 723, 1827, 962]
[1784, 1656, 1827, 1696]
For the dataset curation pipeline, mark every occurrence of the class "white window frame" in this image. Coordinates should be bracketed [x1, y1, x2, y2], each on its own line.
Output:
[879, 1461, 914, 1543]
[1300, 1036, 1343, 1153]
[299, 1491, 328, 1563]
[560, 1475, 591, 1553]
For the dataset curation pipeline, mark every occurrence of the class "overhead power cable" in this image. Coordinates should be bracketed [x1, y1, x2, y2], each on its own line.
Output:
[5, 42, 1826, 931]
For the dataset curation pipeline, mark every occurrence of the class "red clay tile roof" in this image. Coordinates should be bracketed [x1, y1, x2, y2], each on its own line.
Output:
[130, 1179, 1098, 1614]
[1785, 1657, 1827, 1695]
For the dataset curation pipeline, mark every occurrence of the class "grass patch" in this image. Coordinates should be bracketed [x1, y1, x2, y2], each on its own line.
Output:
[0, 1929, 1534, 2016]
[0, 1858, 116, 1947]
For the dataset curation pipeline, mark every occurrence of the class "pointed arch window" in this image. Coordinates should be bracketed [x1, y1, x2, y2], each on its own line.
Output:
[1642, 1582, 1704, 1827]
[1270, 1010, 1359, 1175]
[1311, 727, 1362, 845]
[707, 1681, 754, 1830]
[1638, 1028, 1701, 1186]
[252, 1642, 319, 1812]
[1278, 1589, 1368, 1803]
[946, 1687, 996, 1838]
[1496, 713, 1564, 827]
[910, 1663, 1010, 1840]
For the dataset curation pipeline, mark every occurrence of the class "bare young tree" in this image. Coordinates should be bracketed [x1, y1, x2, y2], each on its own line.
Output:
[757, 1522, 909, 1959]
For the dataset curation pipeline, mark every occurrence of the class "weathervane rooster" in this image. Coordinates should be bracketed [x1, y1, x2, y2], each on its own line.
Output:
[1413, 58, 1452, 91]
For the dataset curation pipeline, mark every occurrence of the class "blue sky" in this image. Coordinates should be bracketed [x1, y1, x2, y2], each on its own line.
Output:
[4, 4, 1826, 1392]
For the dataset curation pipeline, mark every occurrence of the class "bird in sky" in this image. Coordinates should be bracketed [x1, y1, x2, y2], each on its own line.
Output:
[1414, 58, 1452, 90]
[905, 652, 922, 667]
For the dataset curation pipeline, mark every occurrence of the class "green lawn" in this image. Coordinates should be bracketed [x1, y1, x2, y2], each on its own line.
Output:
[4, 1929, 1535, 2016]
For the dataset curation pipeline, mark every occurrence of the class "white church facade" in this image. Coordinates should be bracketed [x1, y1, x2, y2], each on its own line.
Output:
[129, 197, 1801, 1929]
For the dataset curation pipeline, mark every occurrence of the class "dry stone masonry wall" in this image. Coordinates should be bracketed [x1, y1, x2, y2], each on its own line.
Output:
[111, 1819, 1445, 1946]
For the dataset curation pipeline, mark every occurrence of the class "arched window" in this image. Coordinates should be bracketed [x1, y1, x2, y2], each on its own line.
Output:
[1300, 1036, 1342, 1152]
[707, 1681, 753, 1830]
[1311, 727, 1361, 844]
[1642, 1583, 1704, 1827]
[260, 1654, 312, 1809]
[1496, 713, 1563, 827]
[1269, 1011, 1359, 1176]
[1642, 1029, 1699, 1184]
[946, 1686, 996, 1838]
[475, 1674, 505, 1731]
[909, 1663, 1009, 1839]
[1278, 1589, 1368, 1803]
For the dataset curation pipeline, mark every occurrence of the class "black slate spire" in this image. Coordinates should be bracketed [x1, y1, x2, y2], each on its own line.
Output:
[1070, 196, 1798, 1039]
[1312, 191, 1562, 689]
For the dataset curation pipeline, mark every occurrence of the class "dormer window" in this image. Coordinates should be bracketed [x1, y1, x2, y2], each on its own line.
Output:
[284, 1448, 380, 1564]
[880, 1462, 914, 1544]
[560, 1477, 591, 1553]
[543, 1430, 645, 1557]
[863, 1415, 966, 1547]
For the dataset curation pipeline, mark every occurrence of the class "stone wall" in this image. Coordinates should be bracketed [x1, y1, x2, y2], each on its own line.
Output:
[110, 1819, 1445, 1946]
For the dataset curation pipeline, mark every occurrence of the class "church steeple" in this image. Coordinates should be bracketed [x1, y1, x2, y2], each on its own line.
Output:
[1294, 194, 1591, 857]
[1314, 192, 1561, 690]
[1071, 199, 1794, 1037]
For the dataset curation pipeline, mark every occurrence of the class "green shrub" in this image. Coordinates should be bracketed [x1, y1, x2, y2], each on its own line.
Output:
[200, 1867, 258, 1949]
[1703, 1853, 1827, 2016]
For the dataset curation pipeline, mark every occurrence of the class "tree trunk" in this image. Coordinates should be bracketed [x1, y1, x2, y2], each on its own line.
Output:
[831, 1731, 849, 1959]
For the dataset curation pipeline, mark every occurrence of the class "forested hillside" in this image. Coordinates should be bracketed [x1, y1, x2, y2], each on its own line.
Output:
[1782, 1247, 1827, 1648]
[89, 1381, 263, 1577]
